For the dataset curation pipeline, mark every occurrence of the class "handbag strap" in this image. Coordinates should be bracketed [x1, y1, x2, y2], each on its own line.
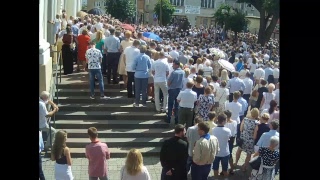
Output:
[218, 89, 226, 101]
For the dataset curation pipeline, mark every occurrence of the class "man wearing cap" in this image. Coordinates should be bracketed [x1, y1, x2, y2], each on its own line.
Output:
[167, 60, 184, 124]
[104, 28, 121, 84]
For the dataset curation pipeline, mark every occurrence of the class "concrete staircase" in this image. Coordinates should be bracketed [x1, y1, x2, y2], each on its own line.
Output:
[54, 72, 171, 158]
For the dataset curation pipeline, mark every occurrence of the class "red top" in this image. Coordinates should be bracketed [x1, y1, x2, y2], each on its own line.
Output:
[85, 141, 110, 177]
[77, 34, 90, 61]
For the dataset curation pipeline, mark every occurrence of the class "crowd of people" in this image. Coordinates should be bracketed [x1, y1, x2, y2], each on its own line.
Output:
[39, 10, 280, 180]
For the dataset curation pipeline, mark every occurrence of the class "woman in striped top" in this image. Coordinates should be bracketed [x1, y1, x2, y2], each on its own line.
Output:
[224, 110, 238, 174]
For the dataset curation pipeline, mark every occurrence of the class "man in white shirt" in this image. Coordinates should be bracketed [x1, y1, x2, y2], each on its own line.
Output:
[263, 52, 270, 62]
[253, 65, 265, 81]
[124, 40, 141, 98]
[169, 47, 179, 59]
[152, 51, 170, 113]
[242, 72, 253, 102]
[212, 114, 232, 177]
[39, 91, 59, 151]
[186, 117, 202, 173]
[225, 91, 242, 124]
[273, 62, 280, 84]
[86, 41, 109, 99]
[177, 80, 198, 129]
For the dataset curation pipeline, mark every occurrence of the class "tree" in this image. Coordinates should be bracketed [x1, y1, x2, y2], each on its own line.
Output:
[213, 4, 249, 40]
[105, 0, 135, 22]
[237, 0, 279, 45]
[213, 4, 232, 27]
[154, 0, 175, 26]
[225, 10, 250, 40]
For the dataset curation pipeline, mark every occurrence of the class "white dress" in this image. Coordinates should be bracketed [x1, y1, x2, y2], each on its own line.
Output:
[215, 87, 230, 114]
[260, 92, 275, 110]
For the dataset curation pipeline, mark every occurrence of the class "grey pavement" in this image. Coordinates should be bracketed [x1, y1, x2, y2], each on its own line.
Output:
[42, 148, 279, 180]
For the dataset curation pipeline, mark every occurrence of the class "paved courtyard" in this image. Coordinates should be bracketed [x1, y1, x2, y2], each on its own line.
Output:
[42, 148, 279, 180]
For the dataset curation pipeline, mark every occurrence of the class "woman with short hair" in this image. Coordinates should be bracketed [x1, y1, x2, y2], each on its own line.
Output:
[51, 130, 74, 180]
[118, 31, 134, 86]
[120, 149, 151, 180]
[260, 83, 276, 111]
[215, 80, 230, 115]
[195, 86, 214, 121]
[250, 136, 280, 180]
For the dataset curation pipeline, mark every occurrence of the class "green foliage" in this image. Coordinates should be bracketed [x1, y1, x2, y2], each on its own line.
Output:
[225, 11, 250, 33]
[237, 0, 279, 15]
[154, 0, 175, 26]
[105, 0, 135, 21]
[213, 4, 232, 27]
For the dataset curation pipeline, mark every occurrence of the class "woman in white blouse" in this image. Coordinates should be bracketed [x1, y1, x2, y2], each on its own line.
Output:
[215, 80, 229, 115]
[120, 149, 151, 180]
[224, 110, 238, 174]
[260, 83, 276, 111]
[194, 58, 204, 73]
[247, 56, 258, 81]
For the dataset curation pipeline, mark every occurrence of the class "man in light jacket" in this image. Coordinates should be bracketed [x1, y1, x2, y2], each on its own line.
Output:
[191, 122, 219, 180]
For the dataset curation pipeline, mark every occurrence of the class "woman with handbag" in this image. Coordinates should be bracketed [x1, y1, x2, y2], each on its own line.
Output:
[234, 108, 259, 172]
[259, 83, 276, 111]
[250, 136, 280, 180]
[120, 149, 151, 180]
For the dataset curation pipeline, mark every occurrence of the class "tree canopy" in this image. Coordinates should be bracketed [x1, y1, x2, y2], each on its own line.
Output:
[154, 0, 175, 26]
[237, 0, 279, 45]
[105, 0, 135, 22]
[213, 4, 250, 40]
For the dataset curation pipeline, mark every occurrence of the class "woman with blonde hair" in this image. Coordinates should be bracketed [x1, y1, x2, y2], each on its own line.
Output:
[118, 31, 133, 87]
[120, 149, 151, 180]
[220, 69, 229, 83]
[260, 83, 276, 111]
[182, 68, 192, 91]
[51, 130, 74, 180]
[234, 108, 259, 171]
[93, 30, 104, 53]
[215, 80, 229, 114]
[194, 58, 204, 73]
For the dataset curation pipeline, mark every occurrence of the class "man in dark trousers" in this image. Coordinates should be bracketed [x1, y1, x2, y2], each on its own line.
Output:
[160, 124, 188, 180]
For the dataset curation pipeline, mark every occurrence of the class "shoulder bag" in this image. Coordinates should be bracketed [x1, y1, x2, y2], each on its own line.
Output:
[213, 89, 225, 108]
[249, 156, 262, 170]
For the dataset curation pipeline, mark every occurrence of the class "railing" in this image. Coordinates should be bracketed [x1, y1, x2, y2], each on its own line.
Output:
[45, 50, 62, 153]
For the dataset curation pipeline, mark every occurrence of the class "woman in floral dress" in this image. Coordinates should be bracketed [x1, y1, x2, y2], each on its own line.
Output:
[195, 86, 214, 121]
[234, 108, 259, 171]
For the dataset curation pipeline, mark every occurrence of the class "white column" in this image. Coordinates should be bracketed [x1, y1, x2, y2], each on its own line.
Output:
[39, 0, 51, 65]
[47, 0, 55, 44]
[57, 0, 62, 14]
[66, 0, 77, 18]
[77, 0, 82, 12]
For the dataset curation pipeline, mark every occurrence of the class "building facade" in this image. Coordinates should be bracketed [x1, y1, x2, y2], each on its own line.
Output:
[144, 0, 260, 27]
[39, 0, 82, 93]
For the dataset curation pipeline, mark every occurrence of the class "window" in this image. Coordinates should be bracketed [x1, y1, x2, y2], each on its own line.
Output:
[170, 0, 184, 6]
[104, 1, 107, 6]
[94, 1, 101, 7]
[201, 0, 214, 8]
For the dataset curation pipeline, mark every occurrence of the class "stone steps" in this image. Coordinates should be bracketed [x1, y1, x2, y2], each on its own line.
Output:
[53, 73, 172, 157]
[57, 103, 155, 111]
[56, 89, 128, 96]
[44, 147, 162, 158]
[57, 96, 141, 104]
[64, 128, 174, 138]
[54, 120, 169, 129]
[55, 111, 166, 120]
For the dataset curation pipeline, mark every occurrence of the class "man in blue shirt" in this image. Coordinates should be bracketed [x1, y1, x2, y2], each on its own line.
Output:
[236, 90, 248, 142]
[167, 60, 184, 123]
[132, 45, 151, 107]
[104, 28, 121, 84]
[226, 71, 246, 102]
